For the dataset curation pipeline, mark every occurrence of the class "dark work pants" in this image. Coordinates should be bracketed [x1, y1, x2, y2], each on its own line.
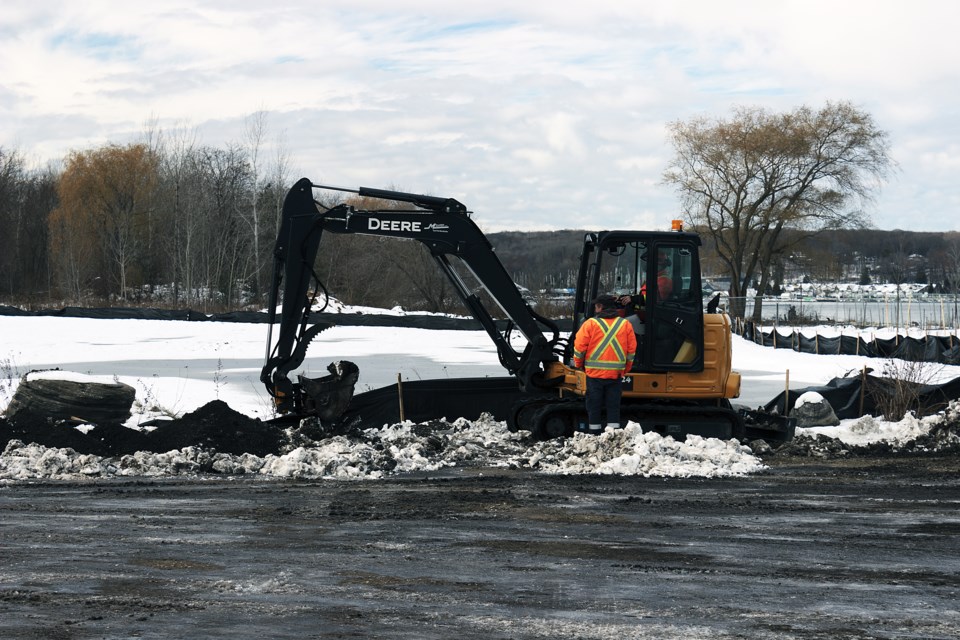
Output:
[585, 376, 622, 425]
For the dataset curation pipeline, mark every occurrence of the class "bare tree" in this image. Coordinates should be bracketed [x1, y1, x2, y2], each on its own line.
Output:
[884, 234, 912, 328]
[17, 169, 58, 298]
[0, 147, 25, 296]
[389, 241, 460, 313]
[664, 102, 893, 320]
[154, 123, 200, 303]
[194, 145, 254, 308]
[943, 236, 960, 326]
[0, 149, 54, 300]
[870, 357, 944, 422]
[268, 128, 291, 240]
[244, 110, 268, 301]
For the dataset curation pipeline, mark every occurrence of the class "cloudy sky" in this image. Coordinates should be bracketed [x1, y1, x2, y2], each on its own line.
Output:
[2, 0, 958, 232]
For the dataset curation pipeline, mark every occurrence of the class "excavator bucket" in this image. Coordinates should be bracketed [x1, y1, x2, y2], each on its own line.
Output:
[297, 360, 360, 423]
[739, 408, 797, 445]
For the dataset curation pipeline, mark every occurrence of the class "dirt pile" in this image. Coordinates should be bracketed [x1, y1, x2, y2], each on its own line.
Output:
[1, 400, 287, 456]
[5, 398, 960, 463]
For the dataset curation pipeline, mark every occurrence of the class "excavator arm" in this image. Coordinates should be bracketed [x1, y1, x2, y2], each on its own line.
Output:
[261, 178, 561, 418]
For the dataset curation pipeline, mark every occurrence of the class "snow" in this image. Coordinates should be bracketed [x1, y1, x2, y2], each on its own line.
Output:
[802, 412, 942, 447]
[3, 308, 960, 481]
[793, 391, 824, 408]
[23, 370, 106, 384]
[0, 416, 763, 481]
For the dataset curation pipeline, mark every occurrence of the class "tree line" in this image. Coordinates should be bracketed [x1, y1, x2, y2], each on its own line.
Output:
[1, 116, 295, 311]
[0, 126, 527, 315]
[3, 102, 955, 319]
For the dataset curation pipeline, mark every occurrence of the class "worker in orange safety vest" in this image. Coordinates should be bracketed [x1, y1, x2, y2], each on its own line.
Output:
[572, 294, 638, 434]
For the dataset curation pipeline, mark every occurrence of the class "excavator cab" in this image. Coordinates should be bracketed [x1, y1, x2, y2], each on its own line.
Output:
[570, 231, 705, 372]
[525, 226, 749, 440]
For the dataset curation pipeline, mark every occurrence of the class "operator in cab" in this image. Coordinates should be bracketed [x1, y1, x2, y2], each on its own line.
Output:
[617, 250, 673, 368]
[573, 294, 638, 435]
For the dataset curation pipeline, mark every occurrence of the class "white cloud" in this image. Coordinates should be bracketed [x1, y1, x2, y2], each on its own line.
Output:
[1, 0, 959, 231]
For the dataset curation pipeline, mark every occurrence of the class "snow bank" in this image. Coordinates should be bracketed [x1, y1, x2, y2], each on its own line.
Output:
[0, 415, 764, 481]
[528, 425, 764, 477]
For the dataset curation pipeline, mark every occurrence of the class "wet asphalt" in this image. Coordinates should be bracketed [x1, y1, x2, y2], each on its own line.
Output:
[1, 455, 959, 639]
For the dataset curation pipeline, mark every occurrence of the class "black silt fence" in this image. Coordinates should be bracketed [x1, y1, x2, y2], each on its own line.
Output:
[737, 320, 960, 365]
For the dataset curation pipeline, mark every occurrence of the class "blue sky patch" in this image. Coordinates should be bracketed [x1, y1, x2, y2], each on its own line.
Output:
[420, 18, 516, 40]
[50, 30, 141, 61]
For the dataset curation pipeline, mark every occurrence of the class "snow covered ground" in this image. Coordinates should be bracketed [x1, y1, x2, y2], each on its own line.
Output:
[3, 309, 960, 481]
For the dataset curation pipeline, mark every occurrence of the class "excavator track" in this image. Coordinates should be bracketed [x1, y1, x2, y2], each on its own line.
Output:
[622, 401, 746, 441]
[506, 396, 556, 433]
[511, 397, 747, 442]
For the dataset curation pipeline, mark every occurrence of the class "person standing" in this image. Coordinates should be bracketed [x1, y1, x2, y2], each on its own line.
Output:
[572, 294, 638, 434]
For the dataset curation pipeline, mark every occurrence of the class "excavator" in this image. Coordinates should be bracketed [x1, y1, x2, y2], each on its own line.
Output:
[260, 178, 794, 443]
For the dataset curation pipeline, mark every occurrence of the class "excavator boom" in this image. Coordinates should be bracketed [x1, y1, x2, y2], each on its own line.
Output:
[261, 178, 561, 417]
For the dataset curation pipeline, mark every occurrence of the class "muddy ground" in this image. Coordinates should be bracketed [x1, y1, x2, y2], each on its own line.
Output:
[2, 452, 959, 640]
[0, 400, 284, 457]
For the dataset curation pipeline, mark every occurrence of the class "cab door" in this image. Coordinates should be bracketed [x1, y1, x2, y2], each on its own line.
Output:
[642, 242, 704, 371]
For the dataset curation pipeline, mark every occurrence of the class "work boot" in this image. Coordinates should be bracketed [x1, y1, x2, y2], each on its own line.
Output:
[587, 424, 603, 435]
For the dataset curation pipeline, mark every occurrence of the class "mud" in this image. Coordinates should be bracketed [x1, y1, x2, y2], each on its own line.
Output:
[6, 397, 960, 462]
[1, 400, 286, 457]
[2, 454, 960, 639]
[3, 404, 960, 637]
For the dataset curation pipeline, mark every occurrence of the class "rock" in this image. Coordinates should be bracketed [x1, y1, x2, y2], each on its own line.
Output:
[748, 438, 773, 455]
[792, 392, 840, 428]
[4, 374, 135, 426]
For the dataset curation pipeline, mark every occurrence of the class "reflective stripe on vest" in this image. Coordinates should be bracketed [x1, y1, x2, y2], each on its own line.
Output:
[585, 316, 628, 369]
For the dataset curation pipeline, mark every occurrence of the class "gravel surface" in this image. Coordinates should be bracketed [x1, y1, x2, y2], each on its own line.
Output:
[4, 401, 960, 638]
[2, 454, 959, 639]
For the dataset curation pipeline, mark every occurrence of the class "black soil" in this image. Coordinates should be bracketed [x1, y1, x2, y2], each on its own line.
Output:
[1, 400, 286, 457]
[2, 457, 960, 639]
[4, 397, 960, 463]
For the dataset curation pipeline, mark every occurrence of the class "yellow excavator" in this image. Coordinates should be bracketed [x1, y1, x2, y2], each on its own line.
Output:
[260, 179, 793, 443]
